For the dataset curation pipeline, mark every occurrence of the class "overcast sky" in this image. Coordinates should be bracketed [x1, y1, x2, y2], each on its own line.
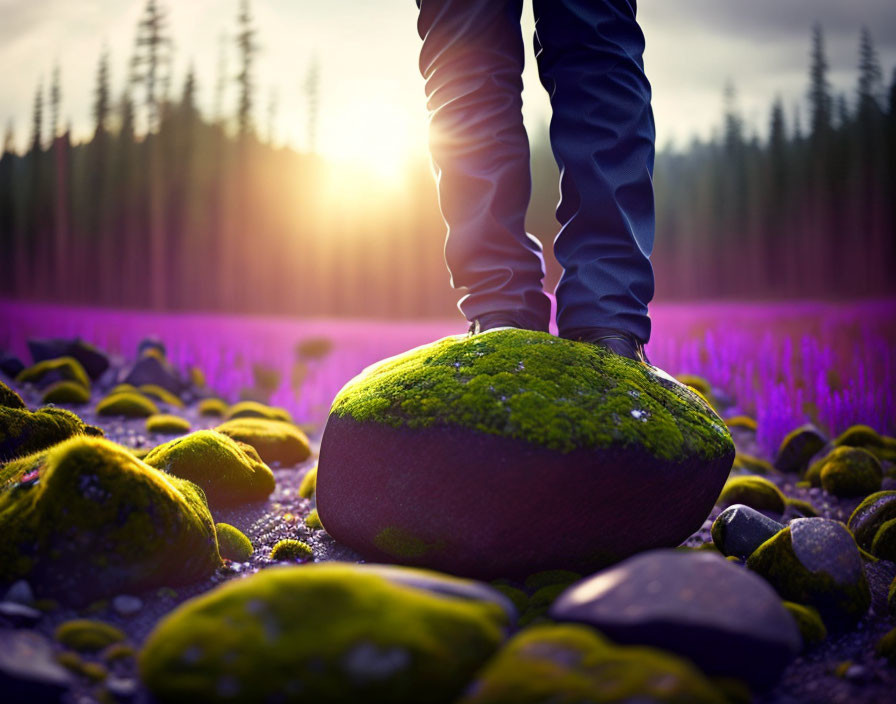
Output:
[1, 0, 894, 165]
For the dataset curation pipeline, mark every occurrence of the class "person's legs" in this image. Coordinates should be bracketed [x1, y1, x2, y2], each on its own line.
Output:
[532, 0, 656, 344]
[417, 0, 552, 332]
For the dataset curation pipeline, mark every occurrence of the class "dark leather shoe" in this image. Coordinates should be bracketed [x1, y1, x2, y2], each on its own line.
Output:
[565, 327, 650, 364]
[468, 312, 542, 335]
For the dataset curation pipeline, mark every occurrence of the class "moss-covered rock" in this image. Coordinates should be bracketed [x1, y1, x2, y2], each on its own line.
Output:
[16, 356, 90, 390]
[41, 380, 91, 405]
[225, 400, 293, 423]
[54, 619, 125, 652]
[889, 576, 896, 618]
[870, 517, 896, 562]
[96, 391, 159, 418]
[0, 405, 102, 463]
[847, 491, 896, 550]
[269, 539, 312, 561]
[782, 602, 827, 649]
[139, 563, 507, 704]
[215, 417, 311, 465]
[834, 424, 896, 463]
[318, 330, 734, 578]
[143, 430, 275, 508]
[877, 628, 896, 666]
[774, 424, 827, 474]
[55, 651, 108, 681]
[145, 414, 192, 434]
[198, 398, 229, 417]
[298, 464, 317, 499]
[808, 446, 883, 497]
[122, 354, 184, 396]
[215, 523, 253, 562]
[28, 337, 109, 380]
[139, 384, 184, 408]
[110, 383, 138, 394]
[457, 623, 724, 704]
[725, 415, 758, 431]
[1, 379, 26, 409]
[0, 436, 220, 603]
[732, 452, 775, 475]
[717, 475, 786, 514]
[746, 518, 870, 629]
[304, 508, 323, 530]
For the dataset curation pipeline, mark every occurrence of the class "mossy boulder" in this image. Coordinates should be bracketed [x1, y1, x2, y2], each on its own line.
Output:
[889, 576, 896, 618]
[0, 405, 102, 462]
[877, 628, 896, 666]
[549, 550, 800, 689]
[138, 563, 507, 704]
[28, 338, 109, 380]
[847, 491, 896, 551]
[725, 415, 758, 431]
[870, 518, 896, 562]
[304, 508, 323, 530]
[732, 452, 775, 475]
[139, 384, 184, 408]
[457, 623, 725, 704]
[55, 619, 125, 653]
[269, 539, 312, 561]
[834, 424, 896, 463]
[818, 446, 883, 497]
[782, 602, 827, 649]
[146, 414, 192, 434]
[317, 330, 734, 578]
[143, 430, 275, 508]
[225, 400, 293, 423]
[198, 398, 229, 417]
[298, 464, 317, 499]
[16, 356, 90, 390]
[0, 379, 26, 409]
[0, 436, 220, 603]
[215, 417, 311, 465]
[746, 518, 870, 629]
[41, 380, 91, 405]
[96, 391, 159, 418]
[716, 475, 786, 514]
[774, 424, 827, 474]
[215, 523, 253, 562]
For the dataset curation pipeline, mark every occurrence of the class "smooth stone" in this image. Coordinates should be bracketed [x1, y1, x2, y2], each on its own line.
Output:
[0, 629, 72, 701]
[28, 338, 109, 381]
[0, 602, 42, 626]
[747, 518, 870, 629]
[712, 504, 784, 559]
[318, 330, 735, 579]
[112, 595, 143, 616]
[4, 580, 34, 605]
[775, 424, 828, 474]
[548, 549, 801, 690]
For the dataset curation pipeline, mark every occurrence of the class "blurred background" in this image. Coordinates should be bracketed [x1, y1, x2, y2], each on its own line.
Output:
[0, 0, 894, 447]
[0, 0, 893, 314]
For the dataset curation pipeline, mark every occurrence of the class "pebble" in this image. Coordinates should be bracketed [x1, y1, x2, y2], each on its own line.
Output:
[112, 595, 143, 616]
[4, 580, 34, 605]
[0, 602, 42, 626]
[0, 629, 71, 700]
[712, 504, 784, 559]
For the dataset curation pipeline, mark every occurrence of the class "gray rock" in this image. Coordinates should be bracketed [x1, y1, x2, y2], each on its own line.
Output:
[775, 424, 828, 474]
[112, 595, 143, 616]
[0, 629, 72, 702]
[27, 338, 109, 380]
[549, 549, 801, 689]
[122, 355, 184, 395]
[4, 580, 34, 605]
[0, 602, 41, 626]
[711, 504, 784, 559]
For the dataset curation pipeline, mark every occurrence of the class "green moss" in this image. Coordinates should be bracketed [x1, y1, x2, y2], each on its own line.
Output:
[55, 651, 108, 681]
[675, 373, 712, 398]
[146, 413, 192, 434]
[270, 539, 312, 561]
[847, 491, 896, 549]
[189, 366, 207, 388]
[198, 398, 229, 417]
[725, 415, 757, 431]
[16, 356, 90, 390]
[518, 584, 566, 627]
[110, 383, 138, 394]
[298, 464, 317, 499]
[0, 405, 102, 463]
[330, 330, 731, 460]
[373, 526, 438, 559]
[55, 619, 126, 652]
[215, 523, 253, 562]
[733, 452, 775, 475]
[42, 380, 91, 405]
[812, 447, 882, 496]
[216, 417, 311, 465]
[491, 583, 528, 614]
[226, 400, 293, 423]
[143, 430, 275, 508]
[835, 424, 883, 449]
[0, 436, 220, 602]
[96, 391, 159, 418]
[139, 563, 506, 704]
[139, 384, 184, 408]
[888, 576, 896, 618]
[717, 475, 786, 514]
[775, 424, 827, 475]
[782, 602, 827, 648]
[876, 628, 896, 666]
[304, 508, 323, 530]
[103, 643, 136, 662]
[457, 623, 725, 704]
[786, 498, 819, 517]
[746, 526, 870, 629]
[870, 517, 896, 562]
[1, 379, 26, 409]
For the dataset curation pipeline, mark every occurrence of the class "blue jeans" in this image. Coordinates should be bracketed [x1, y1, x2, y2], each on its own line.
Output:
[417, 0, 655, 343]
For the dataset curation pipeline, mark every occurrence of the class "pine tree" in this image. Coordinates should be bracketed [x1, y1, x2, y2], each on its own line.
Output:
[235, 0, 257, 137]
[49, 64, 61, 141]
[808, 24, 832, 140]
[93, 50, 111, 138]
[131, 0, 172, 132]
[857, 26, 884, 119]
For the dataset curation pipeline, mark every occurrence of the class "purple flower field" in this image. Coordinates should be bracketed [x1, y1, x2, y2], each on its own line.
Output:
[2, 299, 893, 458]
